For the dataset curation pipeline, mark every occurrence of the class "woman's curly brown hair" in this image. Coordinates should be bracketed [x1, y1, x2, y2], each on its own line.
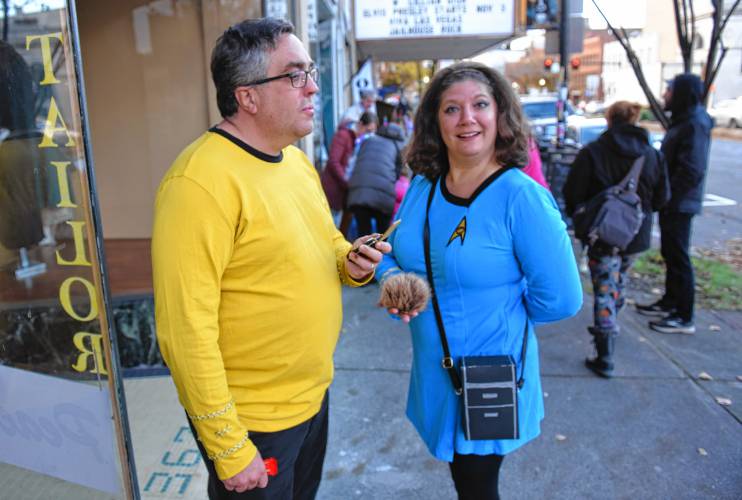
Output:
[406, 62, 530, 180]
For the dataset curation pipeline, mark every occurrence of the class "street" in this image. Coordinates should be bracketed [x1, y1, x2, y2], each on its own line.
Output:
[693, 139, 742, 250]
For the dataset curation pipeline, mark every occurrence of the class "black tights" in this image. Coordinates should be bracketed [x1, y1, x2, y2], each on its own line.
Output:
[449, 452, 505, 500]
[350, 205, 391, 237]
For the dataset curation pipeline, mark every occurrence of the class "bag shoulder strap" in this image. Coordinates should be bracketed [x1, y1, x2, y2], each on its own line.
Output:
[617, 154, 646, 193]
[423, 178, 529, 395]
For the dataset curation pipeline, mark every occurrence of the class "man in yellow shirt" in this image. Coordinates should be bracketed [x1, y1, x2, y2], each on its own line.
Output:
[152, 18, 388, 499]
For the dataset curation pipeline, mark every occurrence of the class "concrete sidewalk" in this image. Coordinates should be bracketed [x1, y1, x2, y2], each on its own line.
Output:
[318, 284, 742, 499]
[9, 275, 738, 499]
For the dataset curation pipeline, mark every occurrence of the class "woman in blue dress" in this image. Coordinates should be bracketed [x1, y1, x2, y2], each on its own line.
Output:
[376, 62, 583, 499]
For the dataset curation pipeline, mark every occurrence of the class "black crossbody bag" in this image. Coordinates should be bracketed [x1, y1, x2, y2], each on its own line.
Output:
[423, 179, 528, 440]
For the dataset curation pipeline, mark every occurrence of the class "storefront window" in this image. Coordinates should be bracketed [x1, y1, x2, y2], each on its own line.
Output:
[0, 2, 135, 498]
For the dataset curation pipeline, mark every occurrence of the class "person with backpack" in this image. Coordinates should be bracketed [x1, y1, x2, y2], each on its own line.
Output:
[564, 101, 670, 378]
[347, 121, 406, 235]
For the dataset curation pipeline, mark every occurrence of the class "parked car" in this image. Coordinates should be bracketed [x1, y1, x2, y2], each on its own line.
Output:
[566, 117, 607, 147]
[520, 95, 580, 140]
[708, 97, 742, 128]
[565, 118, 664, 151]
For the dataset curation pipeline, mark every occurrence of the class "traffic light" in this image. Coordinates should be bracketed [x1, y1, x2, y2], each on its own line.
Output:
[570, 56, 581, 70]
[544, 57, 554, 70]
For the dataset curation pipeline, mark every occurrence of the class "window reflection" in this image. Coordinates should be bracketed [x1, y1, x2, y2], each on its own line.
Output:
[1, 2, 128, 497]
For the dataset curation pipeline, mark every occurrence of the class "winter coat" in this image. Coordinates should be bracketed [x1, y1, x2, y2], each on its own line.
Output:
[661, 73, 714, 214]
[393, 175, 410, 218]
[320, 126, 356, 210]
[347, 123, 405, 215]
[563, 123, 671, 254]
[523, 137, 549, 189]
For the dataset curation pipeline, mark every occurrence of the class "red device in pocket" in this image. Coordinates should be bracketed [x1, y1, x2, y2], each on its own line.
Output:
[264, 457, 278, 477]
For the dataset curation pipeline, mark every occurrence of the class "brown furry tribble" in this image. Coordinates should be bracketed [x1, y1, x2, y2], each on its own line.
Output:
[379, 273, 430, 313]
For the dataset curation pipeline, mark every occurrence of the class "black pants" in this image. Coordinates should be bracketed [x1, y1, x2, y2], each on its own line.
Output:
[449, 452, 505, 500]
[189, 393, 329, 500]
[350, 205, 391, 237]
[659, 212, 695, 321]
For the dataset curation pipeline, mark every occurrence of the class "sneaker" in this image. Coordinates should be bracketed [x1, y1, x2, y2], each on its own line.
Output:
[636, 300, 675, 317]
[649, 315, 696, 334]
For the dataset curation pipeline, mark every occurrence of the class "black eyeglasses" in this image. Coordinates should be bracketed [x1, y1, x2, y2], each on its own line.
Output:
[242, 67, 319, 89]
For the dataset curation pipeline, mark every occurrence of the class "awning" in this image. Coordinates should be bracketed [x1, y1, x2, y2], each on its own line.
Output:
[357, 35, 512, 61]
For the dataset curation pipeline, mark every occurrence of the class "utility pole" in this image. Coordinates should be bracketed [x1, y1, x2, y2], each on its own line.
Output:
[556, 0, 570, 147]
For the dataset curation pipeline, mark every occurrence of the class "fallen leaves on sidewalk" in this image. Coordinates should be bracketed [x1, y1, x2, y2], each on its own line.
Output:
[697, 372, 714, 381]
[709, 324, 722, 331]
[698, 448, 708, 456]
[555, 434, 567, 441]
[715, 397, 732, 406]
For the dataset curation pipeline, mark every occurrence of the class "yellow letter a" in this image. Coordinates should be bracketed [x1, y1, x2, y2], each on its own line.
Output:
[39, 96, 76, 148]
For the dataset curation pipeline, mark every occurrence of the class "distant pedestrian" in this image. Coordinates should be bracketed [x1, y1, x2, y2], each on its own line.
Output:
[376, 62, 582, 500]
[320, 112, 377, 227]
[342, 88, 376, 124]
[347, 121, 406, 235]
[636, 74, 714, 334]
[523, 136, 549, 189]
[564, 101, 670, 377]
[392, 165, 413, 219]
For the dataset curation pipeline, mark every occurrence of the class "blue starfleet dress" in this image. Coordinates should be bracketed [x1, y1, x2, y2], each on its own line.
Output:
[377, 167, 582, 461]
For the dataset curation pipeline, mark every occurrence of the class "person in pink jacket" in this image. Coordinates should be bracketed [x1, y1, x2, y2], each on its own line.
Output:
[320, 112, 377, 227]
[523, 137, 549, 189]
[392, 166, 411, 218]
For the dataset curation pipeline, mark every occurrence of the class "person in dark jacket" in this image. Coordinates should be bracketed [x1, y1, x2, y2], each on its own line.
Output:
[347, 122, 405, 235]
[0, 41, 45, 251]
[637, 74, 714, 334]
[320, 112, 377, 228]
[564, 101, 670, 377]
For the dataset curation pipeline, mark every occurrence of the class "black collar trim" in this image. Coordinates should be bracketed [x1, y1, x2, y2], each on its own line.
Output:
[209, 127, 283, 163]
[440, 166, 515, 206]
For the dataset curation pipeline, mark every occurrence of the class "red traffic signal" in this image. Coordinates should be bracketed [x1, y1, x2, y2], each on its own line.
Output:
[570, 56, 581, 70]
[544, 57, 554, 70]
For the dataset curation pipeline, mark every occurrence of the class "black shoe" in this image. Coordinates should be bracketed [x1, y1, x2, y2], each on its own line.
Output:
[649, 315, 696, 334]
[636, 300, 675, 317]
[585, 357, 614, 378]
[585, 327, 615, 378]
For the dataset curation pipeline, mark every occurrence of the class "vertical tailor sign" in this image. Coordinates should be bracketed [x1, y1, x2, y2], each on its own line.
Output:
[25, 31, 110, 377]
[0, 4, 134, 498]
[354, 0, 515, 40]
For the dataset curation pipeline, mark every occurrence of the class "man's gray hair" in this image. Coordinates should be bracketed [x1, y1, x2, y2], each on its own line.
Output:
[211, 18, 294, 118]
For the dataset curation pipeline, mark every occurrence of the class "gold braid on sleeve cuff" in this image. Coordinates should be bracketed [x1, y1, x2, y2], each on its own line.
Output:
[207, 431, 251, 462]
[187, 399, 235, 422]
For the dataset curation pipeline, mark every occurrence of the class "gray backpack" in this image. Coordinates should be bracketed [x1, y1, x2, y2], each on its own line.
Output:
[571, 155, 645, 251]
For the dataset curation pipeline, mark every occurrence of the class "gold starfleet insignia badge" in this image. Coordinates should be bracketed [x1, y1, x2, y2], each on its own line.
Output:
[447, 216, 467, 246]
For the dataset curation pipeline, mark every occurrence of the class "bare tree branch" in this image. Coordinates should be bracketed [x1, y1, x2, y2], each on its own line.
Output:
[704, 41, 728, 102]
[2, 0, 9, 42]
[720, 0, 742, 34]
[591, 0, 670, 129]
[688, 0, 696, 70]
[675, 0, 694, 72]
[702, 0, 725, 105]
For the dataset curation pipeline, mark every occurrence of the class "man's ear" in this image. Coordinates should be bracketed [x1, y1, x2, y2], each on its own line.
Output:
[235, 87, 259, 115]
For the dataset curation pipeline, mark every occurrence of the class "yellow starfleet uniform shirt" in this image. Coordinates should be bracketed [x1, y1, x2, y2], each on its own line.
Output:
[152, 129, 368, 479]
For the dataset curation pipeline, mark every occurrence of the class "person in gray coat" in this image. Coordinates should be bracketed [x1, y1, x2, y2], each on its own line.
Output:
[347, 122, 406, 235]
